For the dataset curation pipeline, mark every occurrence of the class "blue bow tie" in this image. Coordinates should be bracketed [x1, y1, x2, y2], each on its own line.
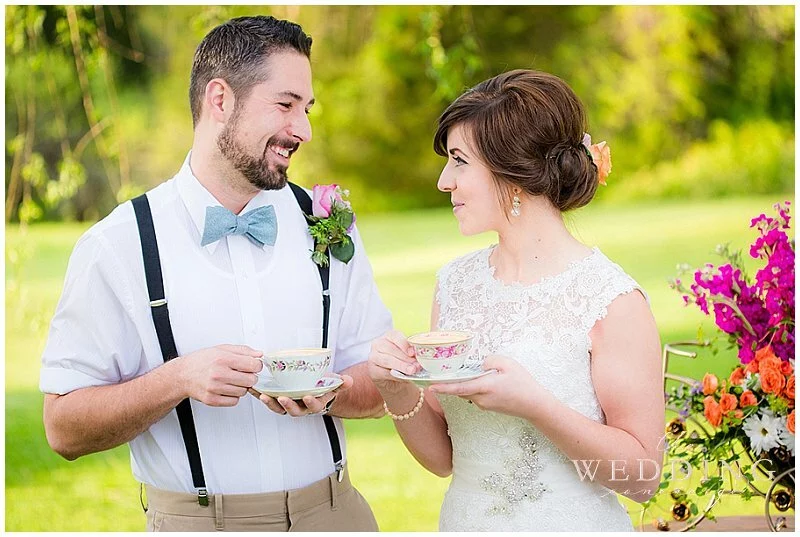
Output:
[200, 205, 278, 248]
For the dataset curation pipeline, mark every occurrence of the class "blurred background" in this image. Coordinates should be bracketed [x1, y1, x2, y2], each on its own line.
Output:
[5, 4, 794, 531]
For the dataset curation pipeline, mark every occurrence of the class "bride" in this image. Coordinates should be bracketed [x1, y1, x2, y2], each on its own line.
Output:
[368, 69, 665, 531]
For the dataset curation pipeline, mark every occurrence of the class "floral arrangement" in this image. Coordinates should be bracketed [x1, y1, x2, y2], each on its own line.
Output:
[652, 201, 795, 525]
[307, 184, 356, 267]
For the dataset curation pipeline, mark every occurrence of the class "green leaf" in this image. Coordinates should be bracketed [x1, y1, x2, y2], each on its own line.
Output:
[311, 249, 329, 267]
[329, 238, 355, 264]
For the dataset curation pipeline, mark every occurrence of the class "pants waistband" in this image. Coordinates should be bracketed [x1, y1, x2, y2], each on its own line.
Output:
[144, 466, 352, 518]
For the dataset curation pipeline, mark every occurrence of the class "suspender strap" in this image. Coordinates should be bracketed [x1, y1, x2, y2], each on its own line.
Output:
[288, 182, 344, 481]
[131, 194, 209, 506]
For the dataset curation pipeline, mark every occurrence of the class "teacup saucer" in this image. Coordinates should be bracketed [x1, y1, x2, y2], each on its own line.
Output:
[253, 376, 343, 400]
[390, 366, 497, 386]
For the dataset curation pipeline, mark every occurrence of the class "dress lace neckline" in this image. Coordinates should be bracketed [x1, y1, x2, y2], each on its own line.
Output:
[484, 244, 601, 291]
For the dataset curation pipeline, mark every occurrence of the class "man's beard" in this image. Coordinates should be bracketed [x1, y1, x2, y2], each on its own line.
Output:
[217, 114, 292, 191]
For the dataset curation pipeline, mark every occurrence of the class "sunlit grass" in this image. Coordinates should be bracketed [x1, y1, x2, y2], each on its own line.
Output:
[6, 194, 789, 530]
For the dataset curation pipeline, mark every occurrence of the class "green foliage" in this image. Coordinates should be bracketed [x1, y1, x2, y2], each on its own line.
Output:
[606, 120, 794, 202]
[4, 6, 795, 222]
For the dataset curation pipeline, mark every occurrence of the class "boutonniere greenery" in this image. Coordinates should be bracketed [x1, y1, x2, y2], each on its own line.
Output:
[306, 184, 356, 267]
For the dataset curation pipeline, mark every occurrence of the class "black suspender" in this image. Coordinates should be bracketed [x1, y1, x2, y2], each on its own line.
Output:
[287, 183, 343, 481]
[131, 183, 343, 507]
[132, 194, 209, 506]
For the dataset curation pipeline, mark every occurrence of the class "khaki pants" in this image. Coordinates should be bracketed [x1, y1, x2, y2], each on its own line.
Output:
[143, 467, 378, 532]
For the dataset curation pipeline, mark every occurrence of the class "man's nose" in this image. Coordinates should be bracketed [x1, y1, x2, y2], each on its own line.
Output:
[289, 109, 312, 143]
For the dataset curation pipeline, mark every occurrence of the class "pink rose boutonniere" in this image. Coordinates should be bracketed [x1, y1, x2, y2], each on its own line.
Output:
[581, 133, 612, 186]
[306, 184, 356, 267]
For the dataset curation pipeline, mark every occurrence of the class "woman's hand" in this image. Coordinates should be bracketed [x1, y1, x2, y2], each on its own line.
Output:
[368, 329, 422, 395]
[429, 355, 547, 418]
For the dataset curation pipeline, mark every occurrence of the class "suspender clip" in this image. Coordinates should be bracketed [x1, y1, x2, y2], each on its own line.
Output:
[335, 461, 344, 482]
[198, 487, 209, 506]
[149, 298, 167, 308]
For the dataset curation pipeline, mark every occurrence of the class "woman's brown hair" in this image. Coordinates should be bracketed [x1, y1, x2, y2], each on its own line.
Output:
[433, 70, 598, 212]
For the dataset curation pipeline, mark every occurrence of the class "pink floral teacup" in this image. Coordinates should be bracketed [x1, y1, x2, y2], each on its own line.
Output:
[407, 331, 473, 377]
[262, 348, 332, 390]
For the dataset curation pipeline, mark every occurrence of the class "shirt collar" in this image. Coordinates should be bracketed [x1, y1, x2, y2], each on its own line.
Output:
[175, 152, 276, 255]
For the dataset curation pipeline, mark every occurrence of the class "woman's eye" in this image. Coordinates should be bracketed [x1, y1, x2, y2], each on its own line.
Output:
[453, 155, 467, 166]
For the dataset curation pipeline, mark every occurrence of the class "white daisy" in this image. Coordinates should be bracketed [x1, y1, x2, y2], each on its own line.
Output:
[742, 411, 783, 455]
[778, 416, 795, 455]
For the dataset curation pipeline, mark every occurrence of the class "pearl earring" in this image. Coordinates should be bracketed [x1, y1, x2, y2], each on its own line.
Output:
[511, 194, 521, 217]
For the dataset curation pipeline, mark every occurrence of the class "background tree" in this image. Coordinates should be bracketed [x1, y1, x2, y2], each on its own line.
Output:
[5, 5, 794, 222]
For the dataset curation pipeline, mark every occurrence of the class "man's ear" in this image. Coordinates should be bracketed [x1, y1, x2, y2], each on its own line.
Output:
[204, 78, 235, 124]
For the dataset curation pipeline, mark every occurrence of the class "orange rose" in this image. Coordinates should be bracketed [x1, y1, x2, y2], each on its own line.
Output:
[761, 368, 787, 395]
[759, 355, 783, 376]
[740, 390, 758, 407]
[733, 410, 744, 420]
[719, 393, 738, 414]
[704, 396, 722, 427]
[745, 359, 760, 375]
[781, 361, 793, 376]
[702, 373, 719, 395]
[729, 367, 745, 386]
[785, 375, 795, 401]
[755, 345, 777, 362]
[788, 410, 795, 435]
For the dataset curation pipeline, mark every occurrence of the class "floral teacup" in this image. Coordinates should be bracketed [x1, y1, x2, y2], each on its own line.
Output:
[262, 348, 332, 390]
[407, 331, 473, 377]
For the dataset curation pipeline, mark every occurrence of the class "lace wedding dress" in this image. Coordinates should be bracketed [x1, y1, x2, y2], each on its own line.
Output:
[435, 246, 643, 532]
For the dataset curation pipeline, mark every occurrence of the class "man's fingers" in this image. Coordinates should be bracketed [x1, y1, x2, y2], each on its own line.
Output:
[277, 397, 309, 417]
[217, 344, 264, 358]
[257, 393, 287, 415]
[337, 374, 354, 391]
[300, 394, 326, 413]
[224, 354, 264, 374]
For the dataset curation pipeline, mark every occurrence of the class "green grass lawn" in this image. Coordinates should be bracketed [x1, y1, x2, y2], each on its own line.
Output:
[5, 194, 792, 531]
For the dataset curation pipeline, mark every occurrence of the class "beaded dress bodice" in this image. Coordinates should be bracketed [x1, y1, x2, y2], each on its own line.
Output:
[435, 246, 642, 531]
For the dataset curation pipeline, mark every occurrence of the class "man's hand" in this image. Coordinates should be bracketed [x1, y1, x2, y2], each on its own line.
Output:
[177, 344, 264, 406]
[250, 374, 353, 417]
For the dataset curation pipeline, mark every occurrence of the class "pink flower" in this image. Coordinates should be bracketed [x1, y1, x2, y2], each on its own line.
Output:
[312, 184, 340, 218]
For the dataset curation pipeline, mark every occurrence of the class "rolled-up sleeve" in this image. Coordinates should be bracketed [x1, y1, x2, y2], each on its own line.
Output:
[331, 224, 392, 372]
[40, 232, 143, 395]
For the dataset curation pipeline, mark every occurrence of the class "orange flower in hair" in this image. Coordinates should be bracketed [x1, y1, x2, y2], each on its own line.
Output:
[581, 133, 612, 186]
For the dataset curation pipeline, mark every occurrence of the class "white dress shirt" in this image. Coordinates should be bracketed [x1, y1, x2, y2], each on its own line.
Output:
[40, 154, 392, 494]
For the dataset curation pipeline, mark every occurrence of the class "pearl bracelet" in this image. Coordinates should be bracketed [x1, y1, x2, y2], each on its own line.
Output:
[383, 387, 425, 421]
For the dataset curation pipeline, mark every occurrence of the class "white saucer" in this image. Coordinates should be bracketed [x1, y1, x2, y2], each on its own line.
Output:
[390, 366, 497, 386]
[253, 376, 343, 400]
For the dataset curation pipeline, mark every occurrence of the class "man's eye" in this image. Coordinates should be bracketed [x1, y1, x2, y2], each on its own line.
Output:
[278, 103, 292, 110]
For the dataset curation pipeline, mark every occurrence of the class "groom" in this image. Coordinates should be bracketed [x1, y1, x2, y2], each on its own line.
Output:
[40, 15, 391, 531]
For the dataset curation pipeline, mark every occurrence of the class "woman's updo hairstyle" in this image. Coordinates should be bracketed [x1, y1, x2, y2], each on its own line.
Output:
[433, 69, 599, 212]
